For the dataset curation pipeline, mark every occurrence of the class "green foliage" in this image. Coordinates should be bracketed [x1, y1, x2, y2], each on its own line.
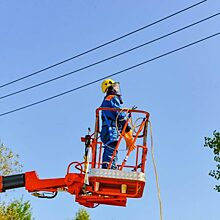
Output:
[0, 141, 33, 219]
[0, 198, 33, 220]
[0, 142, 22, 175]
[74, 208, 90, 220]
[204, 130, 220, 192]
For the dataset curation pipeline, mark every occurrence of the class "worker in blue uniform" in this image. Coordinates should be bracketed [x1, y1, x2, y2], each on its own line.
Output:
[100, 78, 136, 169]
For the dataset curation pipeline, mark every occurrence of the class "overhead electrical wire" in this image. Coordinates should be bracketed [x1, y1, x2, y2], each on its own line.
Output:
[0, 31, 219, 117]
[0, 0, 207, 89]
[0, 12, 219, 100]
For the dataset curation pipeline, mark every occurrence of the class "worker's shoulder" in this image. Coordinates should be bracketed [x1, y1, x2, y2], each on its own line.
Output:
[105, 95, 116, 101]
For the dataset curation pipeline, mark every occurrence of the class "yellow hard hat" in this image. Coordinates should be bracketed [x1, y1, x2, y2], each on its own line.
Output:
[101, 78, 115, 93]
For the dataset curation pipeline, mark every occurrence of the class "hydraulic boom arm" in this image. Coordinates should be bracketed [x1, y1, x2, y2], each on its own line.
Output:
[0, 171, 84, 197]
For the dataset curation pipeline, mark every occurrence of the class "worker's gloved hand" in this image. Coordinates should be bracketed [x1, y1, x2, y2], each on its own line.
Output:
[123, 130, 136, 151]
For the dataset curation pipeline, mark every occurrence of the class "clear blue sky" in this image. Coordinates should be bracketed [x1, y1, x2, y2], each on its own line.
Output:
[0, 1, 219, 219]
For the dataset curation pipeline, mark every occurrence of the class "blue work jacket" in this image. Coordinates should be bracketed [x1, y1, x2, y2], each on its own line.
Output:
[100, 95, 127, 145]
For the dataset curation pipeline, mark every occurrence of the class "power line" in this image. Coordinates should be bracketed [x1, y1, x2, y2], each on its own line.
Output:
[1, 12, 219, 100]
[0, 0, 207, 89]
[0, 31, 219, 118]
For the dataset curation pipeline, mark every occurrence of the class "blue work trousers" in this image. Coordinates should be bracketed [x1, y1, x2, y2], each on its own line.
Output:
[100, 125, 118, 169]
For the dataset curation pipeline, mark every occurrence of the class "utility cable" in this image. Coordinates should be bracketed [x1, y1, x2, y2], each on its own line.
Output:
[0, 31, 219, 117]
[149, 121, 163, 220]
[0, 12, 219, 100]
[0, 0, 207, 89]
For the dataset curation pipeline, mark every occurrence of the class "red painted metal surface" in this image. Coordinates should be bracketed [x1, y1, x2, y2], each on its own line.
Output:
[0, 108, 150, 208]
